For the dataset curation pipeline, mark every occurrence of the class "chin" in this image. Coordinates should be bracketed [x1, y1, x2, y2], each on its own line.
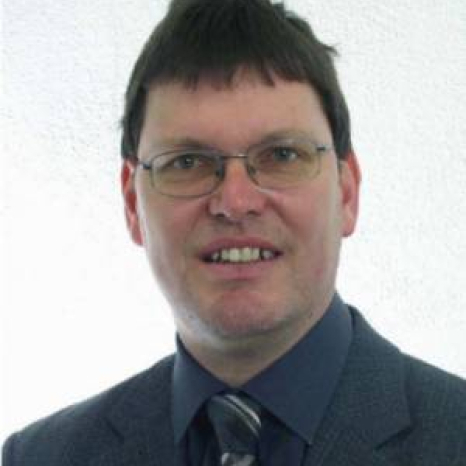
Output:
[203, 298, 294, 340]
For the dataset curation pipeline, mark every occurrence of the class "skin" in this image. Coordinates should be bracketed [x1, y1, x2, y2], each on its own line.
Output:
[122, 71, 361, 386]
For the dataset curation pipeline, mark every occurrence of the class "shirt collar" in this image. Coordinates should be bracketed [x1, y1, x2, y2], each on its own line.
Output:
[172, 292, 352, 445]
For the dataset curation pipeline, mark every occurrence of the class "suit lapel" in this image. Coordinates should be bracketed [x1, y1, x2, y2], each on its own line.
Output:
[303, 308, 411, 466]
[90, 357, 177, 466]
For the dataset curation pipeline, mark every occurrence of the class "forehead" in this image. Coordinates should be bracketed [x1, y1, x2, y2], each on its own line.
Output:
[139, 73, 331, 154]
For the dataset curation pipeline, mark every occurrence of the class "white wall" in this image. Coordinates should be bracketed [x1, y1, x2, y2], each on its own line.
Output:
[2, 0, 465, 441]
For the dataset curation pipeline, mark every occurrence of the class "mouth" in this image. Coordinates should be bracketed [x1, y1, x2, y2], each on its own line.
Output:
[203, 246, 282, 264]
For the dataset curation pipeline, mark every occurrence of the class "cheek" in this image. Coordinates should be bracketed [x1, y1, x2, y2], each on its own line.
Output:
[287, 189, 342, 274]
[137, 195, 200, 275]
[138, 207, 189, 303]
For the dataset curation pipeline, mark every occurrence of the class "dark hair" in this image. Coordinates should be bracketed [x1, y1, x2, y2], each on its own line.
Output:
[121, 0, 352, 160]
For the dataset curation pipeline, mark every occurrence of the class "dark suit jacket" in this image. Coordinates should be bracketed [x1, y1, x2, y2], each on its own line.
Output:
[3, 308, 466, 465]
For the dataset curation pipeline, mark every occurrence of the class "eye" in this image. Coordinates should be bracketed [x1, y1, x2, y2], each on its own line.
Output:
[253, 144, 304, 170]
[155, 151, 213, 173]
[170, 153, 203, 170]
[270, 147, 300, 162]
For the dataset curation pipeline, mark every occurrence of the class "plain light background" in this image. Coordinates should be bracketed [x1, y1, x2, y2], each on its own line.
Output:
[2, 0, 466, 441]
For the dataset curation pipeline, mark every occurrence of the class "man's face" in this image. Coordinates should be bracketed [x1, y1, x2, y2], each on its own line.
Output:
[122, 72, 360, 355]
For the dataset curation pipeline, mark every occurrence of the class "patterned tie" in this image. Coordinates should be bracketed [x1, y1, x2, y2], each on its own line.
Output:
[206, 393, 262, 466]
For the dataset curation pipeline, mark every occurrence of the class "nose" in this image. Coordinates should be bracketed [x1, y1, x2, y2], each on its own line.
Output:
[208, 158, 267, 222]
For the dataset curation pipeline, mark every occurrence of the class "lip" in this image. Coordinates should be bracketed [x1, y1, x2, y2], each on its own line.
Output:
[197, 236, 283, 281]
[199, 259, 279, 280]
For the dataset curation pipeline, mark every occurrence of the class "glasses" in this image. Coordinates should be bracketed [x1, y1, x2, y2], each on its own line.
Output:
[137, 135, 333, 198]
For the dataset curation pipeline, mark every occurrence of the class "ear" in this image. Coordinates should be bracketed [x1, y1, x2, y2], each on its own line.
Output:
[339, 151, 361, 237]
[121, 160, 143, 246]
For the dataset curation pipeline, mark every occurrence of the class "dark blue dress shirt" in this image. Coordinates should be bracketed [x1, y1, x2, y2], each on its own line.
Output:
[173, 293, 352, 465]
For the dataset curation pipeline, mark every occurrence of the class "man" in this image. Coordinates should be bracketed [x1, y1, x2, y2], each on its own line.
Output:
[3, 0, 466, 464]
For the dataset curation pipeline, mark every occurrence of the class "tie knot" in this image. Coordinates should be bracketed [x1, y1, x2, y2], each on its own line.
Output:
[207, 393, 262, 464]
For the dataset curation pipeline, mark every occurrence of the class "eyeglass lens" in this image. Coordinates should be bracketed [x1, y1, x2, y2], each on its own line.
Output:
[145, 138, 328, 198]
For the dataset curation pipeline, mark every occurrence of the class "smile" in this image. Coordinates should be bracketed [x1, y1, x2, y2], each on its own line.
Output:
[205, 247, 281, 264]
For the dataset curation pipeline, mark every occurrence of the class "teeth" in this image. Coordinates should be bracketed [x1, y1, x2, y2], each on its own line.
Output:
[229, 248, 241, 262]
[208, 247, 277, 263]
[221, 249, 230, 262]
[241, 247, 252, 262]
[261, 250, 274, 260]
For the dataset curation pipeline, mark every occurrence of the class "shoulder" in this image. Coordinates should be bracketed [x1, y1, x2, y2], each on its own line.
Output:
[403, 353, 466, 431]
[403, 352, 466, 405]
[2, 355, 174, 466]
[349, 307, 466, 461]
[385, 354, 466, 463]
[350, 306, 466, 405]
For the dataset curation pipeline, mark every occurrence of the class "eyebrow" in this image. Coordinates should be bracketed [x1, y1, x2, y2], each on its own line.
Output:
[144, 129, 317, 156]
[142, 137, 214, 158]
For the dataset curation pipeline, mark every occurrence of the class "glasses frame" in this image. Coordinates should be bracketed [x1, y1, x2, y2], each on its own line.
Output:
[137, 135, 333, 199]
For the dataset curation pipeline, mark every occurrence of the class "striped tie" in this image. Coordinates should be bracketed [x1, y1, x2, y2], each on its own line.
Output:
[206, 393, 262, 466]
